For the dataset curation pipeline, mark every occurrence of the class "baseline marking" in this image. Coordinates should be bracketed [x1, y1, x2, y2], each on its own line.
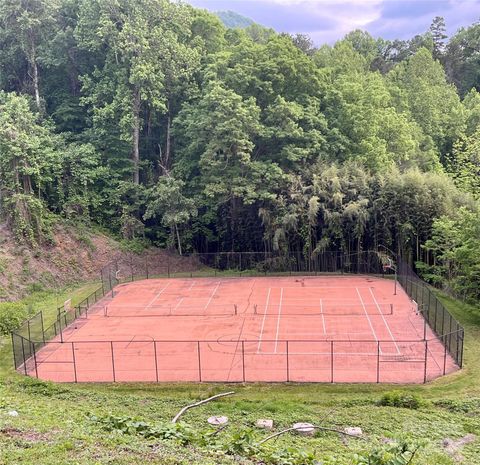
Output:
[256, 288, 271, 353]
[274, 288, 284, 353]
[369, 288, 400, 355]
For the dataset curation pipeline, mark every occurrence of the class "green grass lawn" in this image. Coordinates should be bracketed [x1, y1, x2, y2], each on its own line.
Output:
[0, 283, 479, 464]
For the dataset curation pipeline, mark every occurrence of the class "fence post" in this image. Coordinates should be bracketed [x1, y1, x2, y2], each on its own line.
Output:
[146, 257, 149, 279]
[242, 341, 246, 382]
[423, 340, 428, 384]
[423, 312, 427, 341]
[111, 342, 116, 382]
[27, 319, 32, 342]
[40, 312, 46, 344]
[31, 342, 39, 379]
[11, 333, 17, 369]
[377, 341, 380, 383]
[443, 340, 448, 375]
[330, 341, 334, 383]
[167, 255, 171, 278]
[286, 341, 289, 382]
[20, 337, 27, 375]
[154, 341, 159, 382]
[72, 342, 77, 383]
[109, 267, 113, 298]
[197, 341, 202, 382]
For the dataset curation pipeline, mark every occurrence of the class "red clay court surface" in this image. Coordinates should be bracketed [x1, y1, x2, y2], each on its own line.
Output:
[27, 276, 458, 383]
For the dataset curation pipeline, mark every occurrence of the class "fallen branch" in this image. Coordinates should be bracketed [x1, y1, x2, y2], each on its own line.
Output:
[171, 391, 235, 423]
[256, 425, 364, 445]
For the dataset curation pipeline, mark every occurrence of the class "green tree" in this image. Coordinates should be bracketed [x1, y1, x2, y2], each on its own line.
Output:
[144, 177, 197, 254]
[0, 91, 61, 243]
[0, 0, 57, 109]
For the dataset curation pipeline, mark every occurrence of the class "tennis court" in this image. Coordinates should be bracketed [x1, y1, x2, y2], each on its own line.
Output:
[25, 275, 458, 383]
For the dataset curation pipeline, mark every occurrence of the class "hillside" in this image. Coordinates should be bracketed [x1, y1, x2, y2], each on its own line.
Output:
[215, 10, 255, 28]
[0, 222, 198, 301]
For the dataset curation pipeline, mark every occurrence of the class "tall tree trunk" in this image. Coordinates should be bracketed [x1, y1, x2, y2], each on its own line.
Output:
[132, 86, 141, 184]
[165, 102, 172, 170]
[29, 36, 41, 110]
[175, 222, 182, 256]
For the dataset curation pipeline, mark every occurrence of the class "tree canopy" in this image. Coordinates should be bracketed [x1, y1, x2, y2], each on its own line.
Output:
[0, 0, 479, 299]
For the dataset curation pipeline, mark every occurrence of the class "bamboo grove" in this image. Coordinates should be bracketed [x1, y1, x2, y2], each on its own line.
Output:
[0, 1, 479, 300]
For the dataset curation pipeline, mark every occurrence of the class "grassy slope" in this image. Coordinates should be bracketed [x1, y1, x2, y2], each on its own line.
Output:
[0, 285, 479, 464]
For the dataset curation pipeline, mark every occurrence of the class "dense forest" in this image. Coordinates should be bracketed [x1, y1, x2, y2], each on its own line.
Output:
[0, 0, 479, 300]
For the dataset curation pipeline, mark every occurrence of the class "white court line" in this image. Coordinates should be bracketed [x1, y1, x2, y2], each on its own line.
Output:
[356, 287, 379, 344]
[320, 299, 326, 334]
[274, 288, 284, 353]
[369, 288, 401, 355]
[257, 288, 272, 353]
[145, 282, 172, 309]
[172, 298, 184, 312]
[188, 281, 196, 290]
[204, 282, 220, 310]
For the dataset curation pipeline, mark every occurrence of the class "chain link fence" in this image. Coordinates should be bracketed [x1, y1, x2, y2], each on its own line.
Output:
[12, 249, 464, 379]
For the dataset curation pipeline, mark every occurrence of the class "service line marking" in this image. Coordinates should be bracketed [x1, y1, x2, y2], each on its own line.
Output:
[274, 288, 284, 353]
[369, 288, 400, 355]
[204, 282, 220, 310]
[257, 288, 271, 353]
[320, 299, 326, 335]
[356, 287, 379, 344]
[145, 282, 172, 309]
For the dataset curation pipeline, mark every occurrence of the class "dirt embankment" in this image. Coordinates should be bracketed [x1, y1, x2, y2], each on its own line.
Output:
[0, 223, 199, 301]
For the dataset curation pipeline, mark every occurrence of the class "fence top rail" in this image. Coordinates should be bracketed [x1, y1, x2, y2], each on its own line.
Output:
[25, 334, 463, 345]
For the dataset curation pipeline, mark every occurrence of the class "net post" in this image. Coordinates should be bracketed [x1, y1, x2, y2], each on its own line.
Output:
[242, 341, 246, 383]
[423, 340, 428, 384]
[72, 342, 77, 383]
[330, 341, 334, 383]
[154, 341, 159, 382]
[234, 304, 237, 316]
[111, 341, 116, 382]
[390, 304, 393, 315]
[376, 341, 380, 383]
[197, 341, 202, 382]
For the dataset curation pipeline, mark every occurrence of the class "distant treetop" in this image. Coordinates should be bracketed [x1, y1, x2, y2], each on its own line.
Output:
[215, 10, 255, 29]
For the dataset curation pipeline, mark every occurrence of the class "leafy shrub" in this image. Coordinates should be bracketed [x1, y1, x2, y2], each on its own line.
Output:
[221, 428, 258, 456]
[91, 415, 198, 445]
[17, 377, 70, 397]
[262, 446, 317, 465]
[0, 302, 28, 334]
[354, 441, 421, 465]
[378, 391, 423, 409]
[434, 398, 480, 414]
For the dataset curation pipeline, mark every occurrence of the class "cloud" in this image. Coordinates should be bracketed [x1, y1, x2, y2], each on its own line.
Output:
[185, 0, 479, 44]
